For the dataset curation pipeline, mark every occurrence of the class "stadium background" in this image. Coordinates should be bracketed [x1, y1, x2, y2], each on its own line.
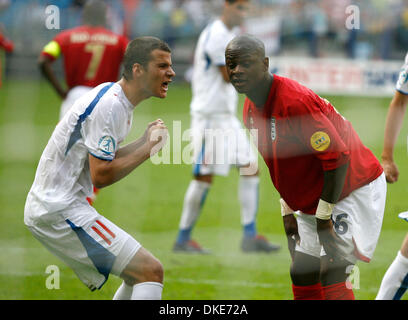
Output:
[0, 0, 407, 300]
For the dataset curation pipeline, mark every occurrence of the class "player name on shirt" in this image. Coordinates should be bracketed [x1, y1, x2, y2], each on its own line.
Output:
[70, 32, 119, 45]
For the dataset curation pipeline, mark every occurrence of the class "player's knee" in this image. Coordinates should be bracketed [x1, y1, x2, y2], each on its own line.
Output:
[194, 175, 213, 184]
[148, 258, 164, 283]
[290, 256, 320, 286]
[121, 249, 164, 285]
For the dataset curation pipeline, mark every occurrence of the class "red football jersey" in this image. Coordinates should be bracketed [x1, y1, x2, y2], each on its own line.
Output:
[41, 25, 129, 89]
[243, 75, 383, 214]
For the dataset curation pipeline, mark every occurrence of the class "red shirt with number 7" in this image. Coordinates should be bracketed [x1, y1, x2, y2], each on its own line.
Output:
[41, 25, 129, 89]
[243, 74, 383, 215]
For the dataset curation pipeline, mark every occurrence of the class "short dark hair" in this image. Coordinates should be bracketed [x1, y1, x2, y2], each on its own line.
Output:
[122, 37, 171, 80]
[82, 0, 107, 26]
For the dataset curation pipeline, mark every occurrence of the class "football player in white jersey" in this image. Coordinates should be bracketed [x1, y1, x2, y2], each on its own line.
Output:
[24, 37, 175, 299]
[376, 52, 408, 300]
[173, 0, 280, 253]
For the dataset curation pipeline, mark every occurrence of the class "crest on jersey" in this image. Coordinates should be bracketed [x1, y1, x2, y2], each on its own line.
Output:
[271, 117, 276, 141]
[310, 131, 330, 151]
[398, 69, 408, 87]
[98, 135, 116, 155]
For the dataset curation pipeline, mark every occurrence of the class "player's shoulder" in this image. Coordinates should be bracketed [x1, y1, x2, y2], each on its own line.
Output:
[275, 75, 319, 114]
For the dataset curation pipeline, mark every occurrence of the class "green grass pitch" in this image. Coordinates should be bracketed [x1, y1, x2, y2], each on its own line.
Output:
[0, 80, 407, 300]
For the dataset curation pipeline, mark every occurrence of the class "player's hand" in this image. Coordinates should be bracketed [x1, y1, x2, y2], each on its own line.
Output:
[381, 159, 399, 183]
[59, 89, 68, 99]
[283, 214, 300, 261]
[316, 218, 346, 263]
[144, 119, 168, 152]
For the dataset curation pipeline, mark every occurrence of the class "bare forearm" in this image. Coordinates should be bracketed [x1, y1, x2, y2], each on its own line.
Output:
[320, 162, 349, 204]
[39, 58, 66, 98]
[382, 97, 408, 161]
[91, 142, 151, 188]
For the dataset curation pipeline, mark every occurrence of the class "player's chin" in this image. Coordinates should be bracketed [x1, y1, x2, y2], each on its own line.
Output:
[156, 83, 170, 98]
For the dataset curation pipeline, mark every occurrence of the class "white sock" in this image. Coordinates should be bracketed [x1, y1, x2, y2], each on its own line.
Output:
[113, 281, 134, 300]
[131, 282, 163, 300]
[376, 251, 408, 300]
[178, 180, 210, 230]
[239, 176, 259, 237]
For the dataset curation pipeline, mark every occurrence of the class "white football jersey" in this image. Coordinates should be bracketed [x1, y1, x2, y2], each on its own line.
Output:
[24, 82, 134, 225]
[396, 52, 408, 95]
[190, 19, 239, 116]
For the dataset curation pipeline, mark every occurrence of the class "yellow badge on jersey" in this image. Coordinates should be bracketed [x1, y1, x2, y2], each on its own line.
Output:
[310, 131, 330, 151]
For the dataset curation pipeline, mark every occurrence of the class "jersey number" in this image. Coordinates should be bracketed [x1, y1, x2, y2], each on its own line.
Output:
[84, 43, 106, 80]
[333, 213, 349, 235]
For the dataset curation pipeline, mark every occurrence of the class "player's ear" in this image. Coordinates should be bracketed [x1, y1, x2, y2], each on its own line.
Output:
[263, 57, 269, 72]
[132, 63, 144, 78]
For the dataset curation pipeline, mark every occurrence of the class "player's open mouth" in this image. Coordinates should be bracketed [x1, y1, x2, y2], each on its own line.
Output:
[161, 81, 171, 92]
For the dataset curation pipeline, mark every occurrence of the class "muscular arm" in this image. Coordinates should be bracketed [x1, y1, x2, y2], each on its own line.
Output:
[381, 91, 408, 182]
[320, 162, 349, 204]
[38, 54, 67, 99]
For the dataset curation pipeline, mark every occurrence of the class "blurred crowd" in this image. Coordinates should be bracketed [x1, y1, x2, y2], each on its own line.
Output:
[0, 0, 407, 79]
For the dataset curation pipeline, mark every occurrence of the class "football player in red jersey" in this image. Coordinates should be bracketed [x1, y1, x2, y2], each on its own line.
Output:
[39, 0, 129, 119]
[225, 34, 387, 300]
[39, 0, 129, 205]
[0, 28, 14, 88]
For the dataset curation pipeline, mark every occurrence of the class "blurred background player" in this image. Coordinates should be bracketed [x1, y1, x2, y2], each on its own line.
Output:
[39, 0, 129, 205]
[376, 52, 408, 300]
[24, 36, 175, 300]
[173, 0, 280, 254]
[0, 24, 14, 88]
[226, 34, 386, 300]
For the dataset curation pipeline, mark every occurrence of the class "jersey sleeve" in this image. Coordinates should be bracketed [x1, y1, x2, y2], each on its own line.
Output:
[82, 103, 123, 161]
[396, 53, 408, 95]
[287, 96, 350, 171]
[41, 31, 68, 60]
[0, 33, 14, 52]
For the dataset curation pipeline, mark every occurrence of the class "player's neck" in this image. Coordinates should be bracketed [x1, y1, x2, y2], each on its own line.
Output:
[118, 78, 148, 107]
[220, 15, 235, 30]
[248, 74, 273, 108]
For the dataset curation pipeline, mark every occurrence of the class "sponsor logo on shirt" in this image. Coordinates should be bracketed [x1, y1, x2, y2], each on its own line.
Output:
[98, 135, 116, 155]
[310, 131, 330, 151]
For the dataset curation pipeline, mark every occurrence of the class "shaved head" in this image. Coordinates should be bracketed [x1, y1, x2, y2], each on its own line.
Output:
[226, 34, 265, 60]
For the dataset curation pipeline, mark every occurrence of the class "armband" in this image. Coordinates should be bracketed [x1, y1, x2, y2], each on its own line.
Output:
[315, 199, 335, 220]
[280, 198, 294, 217]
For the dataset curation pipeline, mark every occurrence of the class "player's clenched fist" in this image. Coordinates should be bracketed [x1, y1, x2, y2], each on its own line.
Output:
[381, 159, 399, 183]
[144, 119, 169, 155]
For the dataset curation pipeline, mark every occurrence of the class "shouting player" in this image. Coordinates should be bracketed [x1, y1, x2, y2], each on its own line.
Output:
[39, 0, 129, 204]
[225, 34, 386, 300]
[173, 0, 280, 254]
[376, 52, 408, 300]
[24, 37, 175, 300]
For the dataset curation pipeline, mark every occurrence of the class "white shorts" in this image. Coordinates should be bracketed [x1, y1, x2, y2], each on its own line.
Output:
[295, 173, 386, 264]
[26, 203, 141, 291]
[190, 113, 257, 176]
[60, 86, 93, 120]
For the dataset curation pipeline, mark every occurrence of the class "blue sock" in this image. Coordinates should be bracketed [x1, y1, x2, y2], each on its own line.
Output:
[176, 228, 192, 244]
[243, 222, 256, 238]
